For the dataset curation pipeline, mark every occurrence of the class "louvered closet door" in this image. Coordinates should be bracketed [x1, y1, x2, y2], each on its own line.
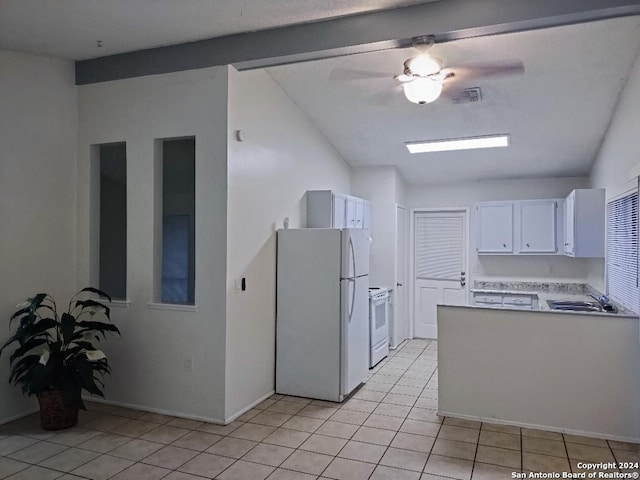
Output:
[413, 211, 468, 338]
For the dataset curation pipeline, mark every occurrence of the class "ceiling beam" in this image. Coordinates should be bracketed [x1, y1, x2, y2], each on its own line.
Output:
[75, 0, 640, 85]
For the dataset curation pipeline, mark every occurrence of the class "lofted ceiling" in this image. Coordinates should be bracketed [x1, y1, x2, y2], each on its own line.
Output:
[1, 2, 639, 186]
[0, 0, 439, 60]
[268, 16, 640, 185]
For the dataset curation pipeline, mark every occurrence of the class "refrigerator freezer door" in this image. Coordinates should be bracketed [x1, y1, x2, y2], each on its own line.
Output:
[276, 229, 343, 401]
[341, 274, 370, 398]
[341, 229, 371, 279]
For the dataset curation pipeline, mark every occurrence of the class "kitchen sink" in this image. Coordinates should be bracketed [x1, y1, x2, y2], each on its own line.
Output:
[546, 300, 604, 312]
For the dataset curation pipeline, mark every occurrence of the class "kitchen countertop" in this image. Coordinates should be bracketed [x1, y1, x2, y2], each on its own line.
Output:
[469, 280, 637, 318]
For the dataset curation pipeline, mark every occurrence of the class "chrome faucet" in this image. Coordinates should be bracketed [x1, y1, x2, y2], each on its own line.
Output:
[588, 294, 603, 306]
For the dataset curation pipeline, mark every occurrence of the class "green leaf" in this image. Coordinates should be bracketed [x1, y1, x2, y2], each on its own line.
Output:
[1, 317, 57, 358]
[75, 358, 104, 397]
[27, 362, 55, 395]
[23, 317, 58, 338]
[9, 337, 48, 366]
[74, 300, 110, 319]
[79, 287, 112, 303]
[76, 320, 120, 337]
[31, 294, 47, 308]
[9, 355, 39, 384]
[60, 313, 76, 345]
[10, 306, 31, 321]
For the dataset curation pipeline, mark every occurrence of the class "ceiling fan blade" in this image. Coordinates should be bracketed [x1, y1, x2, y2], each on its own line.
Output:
[444, 60, 524, 82]
[329, 68, 394, 81]
[366, 84, 404, 106]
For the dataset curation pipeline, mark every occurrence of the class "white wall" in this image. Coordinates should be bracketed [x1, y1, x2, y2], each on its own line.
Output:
[352, 168, 409, 348]
[588, 51, 640, 293]
[438, 305, 640, 442]
[0, 50, 78, 423]
[394, 170, 407, 206]
[352, 167, 397, 289]
[77, 67, 229, 422]
[407, 177, 591, 283]
[225, 68, 351, 420]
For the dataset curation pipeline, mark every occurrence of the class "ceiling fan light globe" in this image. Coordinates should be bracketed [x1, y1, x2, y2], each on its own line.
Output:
[403, 78, 442, 105]
[408, 54, 441, 76]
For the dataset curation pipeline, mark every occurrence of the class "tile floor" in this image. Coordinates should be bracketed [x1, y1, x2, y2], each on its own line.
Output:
[0, 339, 638, 480]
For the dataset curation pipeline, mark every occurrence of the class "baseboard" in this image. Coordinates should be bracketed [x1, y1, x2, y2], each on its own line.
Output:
[439, 410, 640, 444]
[0, 408, 39, 426]
[224, 391, 275, 424]
[82, 396, 226, 425]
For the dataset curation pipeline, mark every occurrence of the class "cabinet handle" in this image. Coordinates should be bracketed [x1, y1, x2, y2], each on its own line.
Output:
[526, 243, 530, 247]
[503, 244, 507, 248]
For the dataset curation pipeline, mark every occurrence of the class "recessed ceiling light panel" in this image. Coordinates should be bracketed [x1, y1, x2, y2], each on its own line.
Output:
[406, 134, 510, 154]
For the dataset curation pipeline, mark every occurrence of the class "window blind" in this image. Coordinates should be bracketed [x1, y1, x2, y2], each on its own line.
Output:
[606, 190, 639, 313]
[415, 214, 464, 281]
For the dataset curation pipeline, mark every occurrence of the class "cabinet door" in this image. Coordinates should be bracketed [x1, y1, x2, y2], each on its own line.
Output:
[362, 201, 371, 229]
[564, 192, 575, 255]
[518, 200, 557, 253]
[355, 199, 364, 228]
[477, 203, 513, 253]
[346, 196, 357, 228]
[333, 194, 347, 229]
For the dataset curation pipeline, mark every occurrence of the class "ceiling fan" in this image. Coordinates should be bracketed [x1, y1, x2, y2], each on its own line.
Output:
[331, 35, 524, 105]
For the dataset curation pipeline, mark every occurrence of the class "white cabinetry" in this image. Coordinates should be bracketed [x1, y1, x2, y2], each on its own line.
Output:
[307, 190, 370, 229]
[473, 292, 538, 310]
[332, 193, 347, 229]
[477, 202, 513, 253]
[563, 189, 605, 258]
[518, 200, 558, 254]
[477, 199, 561, 255]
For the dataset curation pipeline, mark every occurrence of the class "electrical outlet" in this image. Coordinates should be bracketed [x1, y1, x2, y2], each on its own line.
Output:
[183, 355, 194, 372]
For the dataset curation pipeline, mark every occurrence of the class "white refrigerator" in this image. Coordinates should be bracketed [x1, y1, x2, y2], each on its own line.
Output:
[276, 228, 370, 402]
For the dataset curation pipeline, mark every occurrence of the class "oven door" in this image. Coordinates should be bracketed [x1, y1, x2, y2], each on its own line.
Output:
[370, 296, 389, 346]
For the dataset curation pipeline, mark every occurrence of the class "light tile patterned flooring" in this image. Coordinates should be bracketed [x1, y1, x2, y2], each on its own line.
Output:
[1, 339, 638, 479]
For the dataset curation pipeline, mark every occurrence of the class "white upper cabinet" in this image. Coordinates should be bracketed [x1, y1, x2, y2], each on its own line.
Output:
[307, 190, 370, 229]
[333, 193, 347, 229]
[563, 189, 605, 258]
[477, 202, 513, 253]
[477, 199, 563, 255]
[346, 195, 357, 228]
[564, 191, 575, 255]
[518, 200, 558, 254]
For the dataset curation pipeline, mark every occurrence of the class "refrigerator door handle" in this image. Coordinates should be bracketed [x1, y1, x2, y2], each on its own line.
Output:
[347, 278, 356, 322]
[349, 235, 357, 278]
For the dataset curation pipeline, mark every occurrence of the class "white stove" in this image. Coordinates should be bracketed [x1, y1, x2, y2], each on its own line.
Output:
[368, 287, 390, 367]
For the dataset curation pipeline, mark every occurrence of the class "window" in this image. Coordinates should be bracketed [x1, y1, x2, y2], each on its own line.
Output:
[606, 190, 639, 313]
[157, 138, 195, 304]
[98, 143, 127, 300]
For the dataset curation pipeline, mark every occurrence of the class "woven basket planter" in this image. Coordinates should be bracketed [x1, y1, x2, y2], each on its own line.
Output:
[37, 391, 78, 431]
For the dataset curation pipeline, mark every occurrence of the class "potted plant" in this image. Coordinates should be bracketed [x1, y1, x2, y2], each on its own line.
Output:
[0, 287, 120, 430]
